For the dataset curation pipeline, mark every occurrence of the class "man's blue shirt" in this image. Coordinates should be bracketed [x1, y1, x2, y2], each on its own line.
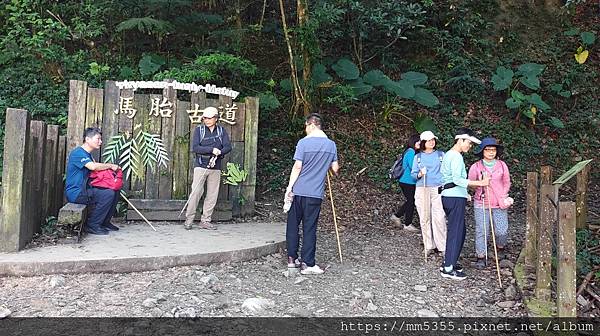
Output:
[65, 146, 92, 202]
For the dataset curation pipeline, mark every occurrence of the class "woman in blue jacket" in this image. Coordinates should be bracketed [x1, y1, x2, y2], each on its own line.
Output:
[390, 134, 420, 231]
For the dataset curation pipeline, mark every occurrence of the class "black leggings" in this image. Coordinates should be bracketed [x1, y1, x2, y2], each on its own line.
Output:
[394, 182, 416, 226]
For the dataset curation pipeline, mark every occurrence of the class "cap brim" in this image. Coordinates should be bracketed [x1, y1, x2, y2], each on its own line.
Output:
[468, 136, 481, 144]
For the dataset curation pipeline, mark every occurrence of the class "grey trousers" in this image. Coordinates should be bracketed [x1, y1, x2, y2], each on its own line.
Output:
[185, 167, 221, 224]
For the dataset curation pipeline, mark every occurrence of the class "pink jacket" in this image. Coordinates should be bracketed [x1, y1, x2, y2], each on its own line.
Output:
[467, 160, 511, 208]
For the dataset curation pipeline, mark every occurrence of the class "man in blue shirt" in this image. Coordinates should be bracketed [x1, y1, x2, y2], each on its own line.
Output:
[285, 113, 339, 275]
[65, 128, 121, 235]
[439, 128, 490, 280]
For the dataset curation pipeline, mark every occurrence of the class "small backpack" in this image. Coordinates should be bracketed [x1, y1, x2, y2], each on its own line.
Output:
[89, 169, 123, 191]
[388, 149, 408, 180]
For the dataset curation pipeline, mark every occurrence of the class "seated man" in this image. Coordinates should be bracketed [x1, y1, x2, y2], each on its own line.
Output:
[65, 127, 121, 235]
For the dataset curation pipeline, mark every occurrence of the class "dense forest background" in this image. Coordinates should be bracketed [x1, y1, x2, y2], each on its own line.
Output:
[0, 0, 598, 188]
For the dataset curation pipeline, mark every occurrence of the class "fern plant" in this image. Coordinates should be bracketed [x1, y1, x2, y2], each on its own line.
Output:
[102, 124, 169, 182]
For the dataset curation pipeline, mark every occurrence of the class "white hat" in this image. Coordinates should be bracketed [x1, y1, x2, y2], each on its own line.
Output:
[420, 130, 438, 141]
[455, 133, 481, 144]
[201, 107, 219, 119]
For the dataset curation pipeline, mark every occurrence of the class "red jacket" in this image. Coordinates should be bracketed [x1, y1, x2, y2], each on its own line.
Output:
[89, 169, 123, 191]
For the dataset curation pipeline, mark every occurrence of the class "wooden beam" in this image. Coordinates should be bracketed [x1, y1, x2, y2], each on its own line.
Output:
[557, 201, 576, 317]
[576, 165, 590, 229]
[524, 171, 539, 269]
[535, 184, 555, 302]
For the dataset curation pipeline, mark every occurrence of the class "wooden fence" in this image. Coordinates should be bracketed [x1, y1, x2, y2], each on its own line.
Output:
[0, 109, 66, 252]
[521, 163, 591, 317]
[66, 80, 259, 220]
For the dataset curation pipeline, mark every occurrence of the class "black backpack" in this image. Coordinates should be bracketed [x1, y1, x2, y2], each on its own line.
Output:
[388, 149, 408, 180]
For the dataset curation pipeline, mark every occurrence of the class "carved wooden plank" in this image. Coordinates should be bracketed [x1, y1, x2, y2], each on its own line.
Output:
[158, 80, 177, 199]
[102, 81, 120, 148]
[241, 96, 259, 216]
[144, 94, 162, 199]
[188, 92, 206, 195]
[557, 201, 576, 317]
[230, 102, 245, 141]
[0, 109, 30, 252]
[66, 80, 87, 162]
[172, 100, 190, 199]
[230, 141, 245, 217]
[576, 165, 590, 229]
[85, 87, 104, 162]
[524, 172, 539, 269]
[29, 120, 47, 236]
[54, 136, 67, 214]
[117, 89, 134, 135]
[535, 184, 556, 302]
[43, 125, 60, 219]
[128, 94, 150, 198]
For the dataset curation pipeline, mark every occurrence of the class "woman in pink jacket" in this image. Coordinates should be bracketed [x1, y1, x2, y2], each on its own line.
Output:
[468, 137, 512, 269]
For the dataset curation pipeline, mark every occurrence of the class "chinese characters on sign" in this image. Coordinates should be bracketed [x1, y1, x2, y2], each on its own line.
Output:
[114, 97, 137, 118]
[150, 97, 173, 117]
[186, 103, 238, 125]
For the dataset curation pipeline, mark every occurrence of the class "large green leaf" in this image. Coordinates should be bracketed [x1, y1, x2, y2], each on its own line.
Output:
[549, 83, 563, 93]
[362, 70, 389, 86]
[413, 114, 437, 133]
[257, 92, 281, 111]
[279, 78, 292, 92]
[517, 63, 545, 77]
[519, 76, 540, 90]
[511, 89, 526, 101]
[581, 32, 596, 46]
[383, 79, 415, 99]
[412, 87, 439, 107]
[139, 54, 165, 77]
[331, 58, 360, 80]
[491, 66, 514, 91]
[401, 71, 428, 86]
[311, 63, 332, 85]
[549, 117, 565, 129]
[527, 93, 551, 111]
[348, 78, 373, 96]
[563, 28, 580, 36]
[505, 98, 522, 109]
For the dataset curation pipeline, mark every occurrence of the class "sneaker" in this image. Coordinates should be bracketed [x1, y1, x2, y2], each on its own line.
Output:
[390, 214, 402, 227]
[404, 224, 419, 232]
[300, 264, 324, 275]
[287, 257, 301, 268]
[440, 268, 467, 280]
[473, 258, 487, 270]
[439, 263, 464, 272]
[84, 227, 109, 235]
[199, 221, 217, 230]
[184, 222, 193, 230]
[102, 223, 120, 231]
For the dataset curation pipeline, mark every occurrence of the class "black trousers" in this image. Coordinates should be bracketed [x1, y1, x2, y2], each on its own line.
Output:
[286, 195, 322, 267]
[394, 182, 416, 226]
[442, 196, 467, 268]
[74, 187, 119, 231]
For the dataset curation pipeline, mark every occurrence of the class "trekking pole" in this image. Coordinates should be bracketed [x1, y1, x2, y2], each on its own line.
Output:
[121, 193, 156, 231]
[481, 172, 488, 264]
[423, 170, 428, 263]
[327, 171, 343, 263]
[486, 184, 503, 287]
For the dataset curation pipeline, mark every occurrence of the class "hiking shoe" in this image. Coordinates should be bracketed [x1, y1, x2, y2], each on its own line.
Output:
[184, 222, 193, 230]
[199, 221, 217, 230]
[287, 257, 301, 268]
[440, 268, 467, 280]
[390, 214, 402, 227]
[404, 224, 419, 232]
[439, 263, 464, 272]
[473, 258, 487, 270]
[300, 264, 324, 275]
[102, 222, 120, 231]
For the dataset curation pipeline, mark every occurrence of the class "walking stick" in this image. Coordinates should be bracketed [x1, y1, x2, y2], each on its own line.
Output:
[327, 171, 343, 264]
[481, 172, 488, 263]
[121, 193, 156, 231]
[423, 172, 428, 263]
[486, 184, 503, 287]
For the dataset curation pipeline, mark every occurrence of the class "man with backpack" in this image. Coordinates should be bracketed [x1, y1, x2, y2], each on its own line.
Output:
[184, 106, 232, 230]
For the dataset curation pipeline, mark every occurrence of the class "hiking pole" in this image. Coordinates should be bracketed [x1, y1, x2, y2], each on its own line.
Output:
[327, 171, 343, 264]
[423, 170, 428, 263]
[481, 172, 488, 264]
[121, 193, 156, 231]
[486, 184, 503, 287]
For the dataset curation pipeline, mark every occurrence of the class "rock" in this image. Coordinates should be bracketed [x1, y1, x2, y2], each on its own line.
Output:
[150, 308, 164, 317]
[200, 274, 219, 285]
[49, 276, 66, 288]
[417, 309, 438, 317]
[241, 298, 275, 314]
[283, 268, 300, 278]
[414, 285, 427, 292]
[269, 290, 282, 296]
[289, 307, 311, 317]
[504, 285, 518, 300]
[154, 293, 167, 303]
[499, 260, 514, 269]
[414, 298, 426, 305]
[367, 302, 378, 311]
[363, 291, 374, 299]
[142, 298, 158, 308]
[496, 300, 515, 308]
[294, 277, 308, 285]
[214, 296, 232, 310]
[0, 307, 11, 319]
[175, 307, 196, 318]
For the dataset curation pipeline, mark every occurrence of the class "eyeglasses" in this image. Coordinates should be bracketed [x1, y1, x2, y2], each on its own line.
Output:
[484, 148, 497, 152]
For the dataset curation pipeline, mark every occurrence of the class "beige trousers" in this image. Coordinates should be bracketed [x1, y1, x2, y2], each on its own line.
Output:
[185, 167, 221, 224]
[414, 186, 447, 252]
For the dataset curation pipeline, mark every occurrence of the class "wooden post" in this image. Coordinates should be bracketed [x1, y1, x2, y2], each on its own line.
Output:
[576, 165, 590, 229]
[535, 184, 555, 302]
[43, 125, 60, 219]
[54, 136, 67, 214]
[159, 79, 177, 199]
[540, 165, 552, 184]
[172, 100, 190, 199]
[0, 109, 31, 252]
[102, 81, 120, 148]
[241, 96, 259, 216]
[557, 201, 577, 317]
[29, 121, 47, 236]
[66, 80, 88, 160]
[524, 172, 539, 268]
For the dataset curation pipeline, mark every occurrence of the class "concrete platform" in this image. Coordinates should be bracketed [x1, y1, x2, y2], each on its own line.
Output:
[0, 221, 286, 277]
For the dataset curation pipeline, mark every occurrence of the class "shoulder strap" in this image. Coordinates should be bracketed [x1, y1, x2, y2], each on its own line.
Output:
[198, 125, 206, 143]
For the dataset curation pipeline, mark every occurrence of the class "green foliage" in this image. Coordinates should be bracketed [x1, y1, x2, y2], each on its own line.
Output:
[41, 216, 58, 235]
[116, 17, 173, 36]
[222, 163, 248, 186]
[89, 62, 110, 77]
[331, 59, 360, 80]
[139, 53, 166, 77]
[580, 32, 596, 46]
[257, 92, 281, 112]
[577, 229, 600, 278]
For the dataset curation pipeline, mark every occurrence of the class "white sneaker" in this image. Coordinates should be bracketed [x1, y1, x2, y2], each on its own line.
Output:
[390, 214, 402, 227]
[300, 264, 324, 275]
[404, 224, 419, 232]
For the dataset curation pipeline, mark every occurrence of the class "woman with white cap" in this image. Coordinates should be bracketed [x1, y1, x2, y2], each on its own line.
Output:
[468, 137, 513, 269]
[410, 130, 447, 258]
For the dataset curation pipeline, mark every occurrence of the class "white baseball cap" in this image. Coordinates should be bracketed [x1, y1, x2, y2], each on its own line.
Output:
[455, 133, 481, 144]
[420, 130, 438, 141]
[201, 107, 219, 118]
